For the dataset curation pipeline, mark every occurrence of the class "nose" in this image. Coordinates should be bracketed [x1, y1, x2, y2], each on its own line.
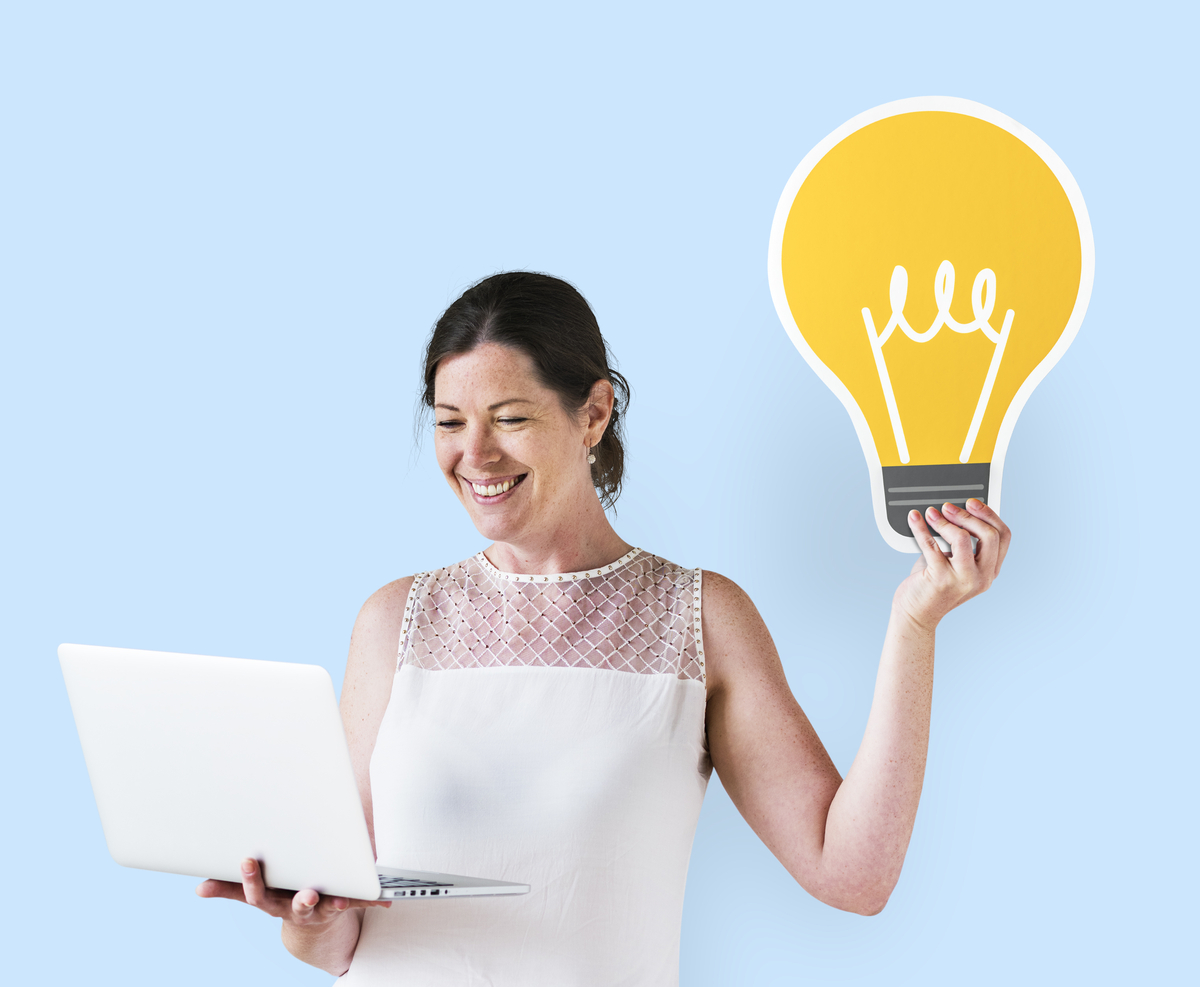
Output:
[462, 424, 501, 470]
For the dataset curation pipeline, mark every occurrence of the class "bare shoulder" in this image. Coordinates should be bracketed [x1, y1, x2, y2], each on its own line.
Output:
[344, 574, 414, 671]
[340, 576, 416, 739]
[700, 570, 759, 620]
[353, 576, 416, 646]
[700, 570, 784, 695]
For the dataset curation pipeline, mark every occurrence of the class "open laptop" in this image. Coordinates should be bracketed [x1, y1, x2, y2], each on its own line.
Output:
[59, 643, 529, 901]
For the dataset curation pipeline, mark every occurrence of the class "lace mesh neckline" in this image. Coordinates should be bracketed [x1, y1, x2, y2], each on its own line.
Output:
[398, 550, 705, 681]
[474, 547, 644, 584]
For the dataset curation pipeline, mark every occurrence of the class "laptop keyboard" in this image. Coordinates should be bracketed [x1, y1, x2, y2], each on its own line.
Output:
[378, 875, 453, 888]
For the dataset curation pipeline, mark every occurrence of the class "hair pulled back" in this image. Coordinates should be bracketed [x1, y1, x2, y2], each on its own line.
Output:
[422, 272, 630, 509]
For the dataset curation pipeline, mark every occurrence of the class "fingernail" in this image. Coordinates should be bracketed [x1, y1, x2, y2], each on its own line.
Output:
[909, 510, 919, 521]
[943, 502, 959, 514]
[926, 506, 942, 521]
[967, 498, 982, 509]
[241, 860, 255, 875]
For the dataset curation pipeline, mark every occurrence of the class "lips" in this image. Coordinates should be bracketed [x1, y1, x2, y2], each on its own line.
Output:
[464, 473, 527, 503]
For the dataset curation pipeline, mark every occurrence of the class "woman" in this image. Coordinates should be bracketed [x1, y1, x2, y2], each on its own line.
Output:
[199, 272, 1010, 984]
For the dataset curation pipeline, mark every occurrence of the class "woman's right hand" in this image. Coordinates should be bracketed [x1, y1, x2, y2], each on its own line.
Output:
[195, 858, 391, 929]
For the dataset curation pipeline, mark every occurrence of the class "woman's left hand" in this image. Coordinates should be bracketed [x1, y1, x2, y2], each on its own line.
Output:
[895, 498, 1011, 631]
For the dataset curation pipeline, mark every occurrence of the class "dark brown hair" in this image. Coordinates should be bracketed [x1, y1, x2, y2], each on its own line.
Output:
[421, 272, 630, 508]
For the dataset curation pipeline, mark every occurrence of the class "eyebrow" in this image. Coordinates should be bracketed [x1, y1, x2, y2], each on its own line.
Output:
[434, 399, 534, 412]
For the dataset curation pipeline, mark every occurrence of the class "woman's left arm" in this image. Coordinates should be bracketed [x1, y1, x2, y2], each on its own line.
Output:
[704, 499, 1011, 915]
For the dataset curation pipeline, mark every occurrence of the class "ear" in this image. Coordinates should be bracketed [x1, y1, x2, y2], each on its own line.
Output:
[583, 378, 615, 447]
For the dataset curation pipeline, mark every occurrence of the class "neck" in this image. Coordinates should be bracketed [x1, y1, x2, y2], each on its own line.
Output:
[483, 497, 632, 575]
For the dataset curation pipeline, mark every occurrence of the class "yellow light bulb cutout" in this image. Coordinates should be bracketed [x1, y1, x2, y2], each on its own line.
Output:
[768, 97, 1094, 552]
[865, 259, 1014, 466]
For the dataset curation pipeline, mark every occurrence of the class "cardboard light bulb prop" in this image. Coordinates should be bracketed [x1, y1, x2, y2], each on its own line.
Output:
[768, 97, 1094, 552]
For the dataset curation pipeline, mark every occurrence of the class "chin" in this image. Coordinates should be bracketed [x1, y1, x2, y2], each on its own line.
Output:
[466, 509, 520, 543]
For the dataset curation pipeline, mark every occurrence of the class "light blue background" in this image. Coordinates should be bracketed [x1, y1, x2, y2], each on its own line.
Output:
[2, 2, 1194, 984]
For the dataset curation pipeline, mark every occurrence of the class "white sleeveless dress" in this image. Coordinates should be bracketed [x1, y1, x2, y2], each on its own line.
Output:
[339, 548, 711, 986]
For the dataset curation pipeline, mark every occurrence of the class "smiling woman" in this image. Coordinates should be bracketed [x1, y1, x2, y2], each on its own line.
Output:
[431, 341, 622, 565]
[424, 272, 629, 511]
[197, 271, 1012, 985]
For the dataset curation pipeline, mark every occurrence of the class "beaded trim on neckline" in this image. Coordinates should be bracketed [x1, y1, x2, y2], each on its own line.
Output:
[474, 547, 643, 583]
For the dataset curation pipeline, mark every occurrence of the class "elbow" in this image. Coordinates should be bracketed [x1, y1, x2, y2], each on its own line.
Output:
[808, 876, 895, 916]
[848, 893, 890, 917]
[793, 852, 902, 916]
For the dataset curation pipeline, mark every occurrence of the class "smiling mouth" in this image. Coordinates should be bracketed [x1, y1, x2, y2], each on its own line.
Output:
[465, 473, 527, 501]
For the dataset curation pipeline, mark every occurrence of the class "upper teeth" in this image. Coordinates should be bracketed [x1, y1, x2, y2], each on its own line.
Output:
[472, 479, 515, 497]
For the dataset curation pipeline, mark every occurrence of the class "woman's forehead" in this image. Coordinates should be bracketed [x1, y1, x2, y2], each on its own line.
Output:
[434, 343, 547, 404]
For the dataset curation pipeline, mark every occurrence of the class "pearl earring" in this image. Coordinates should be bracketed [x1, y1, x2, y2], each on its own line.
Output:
[587, 448, 596, 465]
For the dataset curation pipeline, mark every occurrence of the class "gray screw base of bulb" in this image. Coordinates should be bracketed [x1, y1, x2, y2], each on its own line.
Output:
[881, 463, 991, 537]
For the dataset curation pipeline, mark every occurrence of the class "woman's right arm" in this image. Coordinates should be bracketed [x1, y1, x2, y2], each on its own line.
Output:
[196, 576, 415, 976]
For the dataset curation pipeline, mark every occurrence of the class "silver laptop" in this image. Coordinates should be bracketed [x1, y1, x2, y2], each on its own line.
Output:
[59, 643, 529, 901]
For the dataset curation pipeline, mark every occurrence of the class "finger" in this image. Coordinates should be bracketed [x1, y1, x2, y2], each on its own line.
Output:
[940, 502, 1000, 578]
[196, 879, 247, 902]
[292, 888, 321, 923]
[241, 858, 268, 909]
[964, 498, 1012, 572]
[198, 875, 292, 917]
[924, 506, 974, 572]
[909, 509, 951, 574]
[329, 896, 392, 909]
[240, 859, 294, 915]
[314, 895, 355, 922]
[293, 892, 391, 924]
[313, 894, 392, 915]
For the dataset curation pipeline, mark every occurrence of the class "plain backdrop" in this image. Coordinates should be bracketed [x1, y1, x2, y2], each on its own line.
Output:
[2, 2, 1195, 984]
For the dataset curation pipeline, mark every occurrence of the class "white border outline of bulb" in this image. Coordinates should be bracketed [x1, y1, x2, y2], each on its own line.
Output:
[767, 96, 1095, 553]
[861, 260, 1015, 465]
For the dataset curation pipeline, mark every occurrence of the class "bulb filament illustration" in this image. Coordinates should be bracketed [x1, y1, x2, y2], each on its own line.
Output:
[861, 260, 1014, 464]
